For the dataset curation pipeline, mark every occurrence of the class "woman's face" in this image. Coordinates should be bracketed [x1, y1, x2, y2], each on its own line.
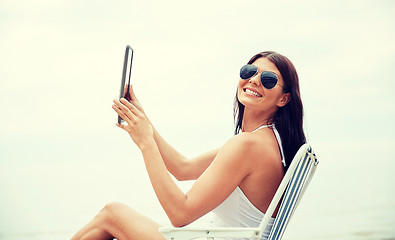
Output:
[237, 57, 289, 114]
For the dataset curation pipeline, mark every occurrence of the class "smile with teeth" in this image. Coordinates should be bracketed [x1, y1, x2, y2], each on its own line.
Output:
[244, 88, 262, 97]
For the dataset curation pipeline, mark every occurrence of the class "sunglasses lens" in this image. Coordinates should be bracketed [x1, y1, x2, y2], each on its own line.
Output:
[260, 71, 278, 89]
[240, 65, 258, 80]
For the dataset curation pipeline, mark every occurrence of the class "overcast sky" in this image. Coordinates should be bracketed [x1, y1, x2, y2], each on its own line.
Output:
[0, 0, 394, 237]
[1, 0, 394, 144]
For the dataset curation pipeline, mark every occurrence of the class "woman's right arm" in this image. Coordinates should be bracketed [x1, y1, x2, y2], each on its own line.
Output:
[125, 85, 218, 181]
[152, 127, 219, 181]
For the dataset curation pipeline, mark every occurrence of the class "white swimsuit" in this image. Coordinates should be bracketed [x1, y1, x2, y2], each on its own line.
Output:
[209, 124, 285, 240]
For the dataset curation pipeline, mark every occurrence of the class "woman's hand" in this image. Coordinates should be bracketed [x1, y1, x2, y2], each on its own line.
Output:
[112, 98, 154, 150]
[124, 84, 146, 115]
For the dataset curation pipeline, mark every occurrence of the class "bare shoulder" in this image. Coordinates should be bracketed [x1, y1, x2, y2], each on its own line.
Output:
[224, 129, 282, 167]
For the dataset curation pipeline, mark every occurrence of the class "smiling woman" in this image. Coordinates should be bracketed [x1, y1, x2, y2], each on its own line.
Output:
[235, 51, 306, 172]
[70, 51, 306, 240]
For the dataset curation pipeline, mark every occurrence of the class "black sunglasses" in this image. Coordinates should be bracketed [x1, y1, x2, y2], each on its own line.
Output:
[240, 64, 283, 90]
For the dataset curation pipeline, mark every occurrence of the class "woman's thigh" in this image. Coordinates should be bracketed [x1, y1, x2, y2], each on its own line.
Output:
[102, 202, 166, 240]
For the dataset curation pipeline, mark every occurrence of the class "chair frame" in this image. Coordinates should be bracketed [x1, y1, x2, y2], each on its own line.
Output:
[159, 143, 319, 240]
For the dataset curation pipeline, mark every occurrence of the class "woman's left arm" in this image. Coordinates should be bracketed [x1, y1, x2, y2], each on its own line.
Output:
[113, 98, 254, 227]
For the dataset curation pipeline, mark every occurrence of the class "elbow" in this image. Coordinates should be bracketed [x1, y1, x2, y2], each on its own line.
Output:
[168, 205, 195, 227]
[170, 219, 187, 228]
[174, 172, 190, 181]
[173, 161, 193, 181]
[170, 215, 193, 228]
[173, 172, 187, 181]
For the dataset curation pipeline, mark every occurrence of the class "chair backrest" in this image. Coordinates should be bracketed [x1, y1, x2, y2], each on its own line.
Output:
[258, 144, 318, 240]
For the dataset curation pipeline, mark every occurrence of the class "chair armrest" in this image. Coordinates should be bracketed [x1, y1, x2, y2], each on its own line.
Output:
[159, 226, 261, 240]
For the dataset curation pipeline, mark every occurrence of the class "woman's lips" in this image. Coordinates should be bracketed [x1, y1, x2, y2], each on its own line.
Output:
[244, 88, 262, 97]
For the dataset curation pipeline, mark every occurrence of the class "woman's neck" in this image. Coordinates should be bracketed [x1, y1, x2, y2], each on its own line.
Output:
[241, 108, 275, 132]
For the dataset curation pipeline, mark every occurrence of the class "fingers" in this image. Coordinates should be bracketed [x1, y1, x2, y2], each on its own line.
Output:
[116, 122, 126, 129]
[119, 98, 141, 116]
[112, 103, 131, 122]
[112, 98, 142, 123]
[126, 84, 138, 101]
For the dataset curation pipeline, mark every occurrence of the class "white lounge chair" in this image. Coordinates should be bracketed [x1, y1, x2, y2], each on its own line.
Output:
[159, 143, 319, 240]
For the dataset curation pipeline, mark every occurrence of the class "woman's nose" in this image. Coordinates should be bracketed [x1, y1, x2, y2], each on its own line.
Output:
[249, 73, 261, 86]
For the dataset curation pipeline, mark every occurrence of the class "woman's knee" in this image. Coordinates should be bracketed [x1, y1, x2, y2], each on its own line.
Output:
[99, 202, 127, 219]
[87, 202, 163, 240]
[94, 202, 127, 226]
[102, 202, 127, 212]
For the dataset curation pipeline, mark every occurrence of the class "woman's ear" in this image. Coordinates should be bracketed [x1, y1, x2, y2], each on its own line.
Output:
[277, 93, 291, 107]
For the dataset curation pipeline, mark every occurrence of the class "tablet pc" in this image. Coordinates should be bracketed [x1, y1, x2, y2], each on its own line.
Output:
[118, 45, 134, 124]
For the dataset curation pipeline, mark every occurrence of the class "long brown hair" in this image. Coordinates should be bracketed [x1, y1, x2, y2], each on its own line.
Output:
[234, 51, 306, 171]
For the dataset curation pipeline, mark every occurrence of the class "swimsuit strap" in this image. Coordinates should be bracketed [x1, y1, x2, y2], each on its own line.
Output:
[251, 124, 286, 167]
[272, 125, 286, 167]
[252, 124, 274, 133]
